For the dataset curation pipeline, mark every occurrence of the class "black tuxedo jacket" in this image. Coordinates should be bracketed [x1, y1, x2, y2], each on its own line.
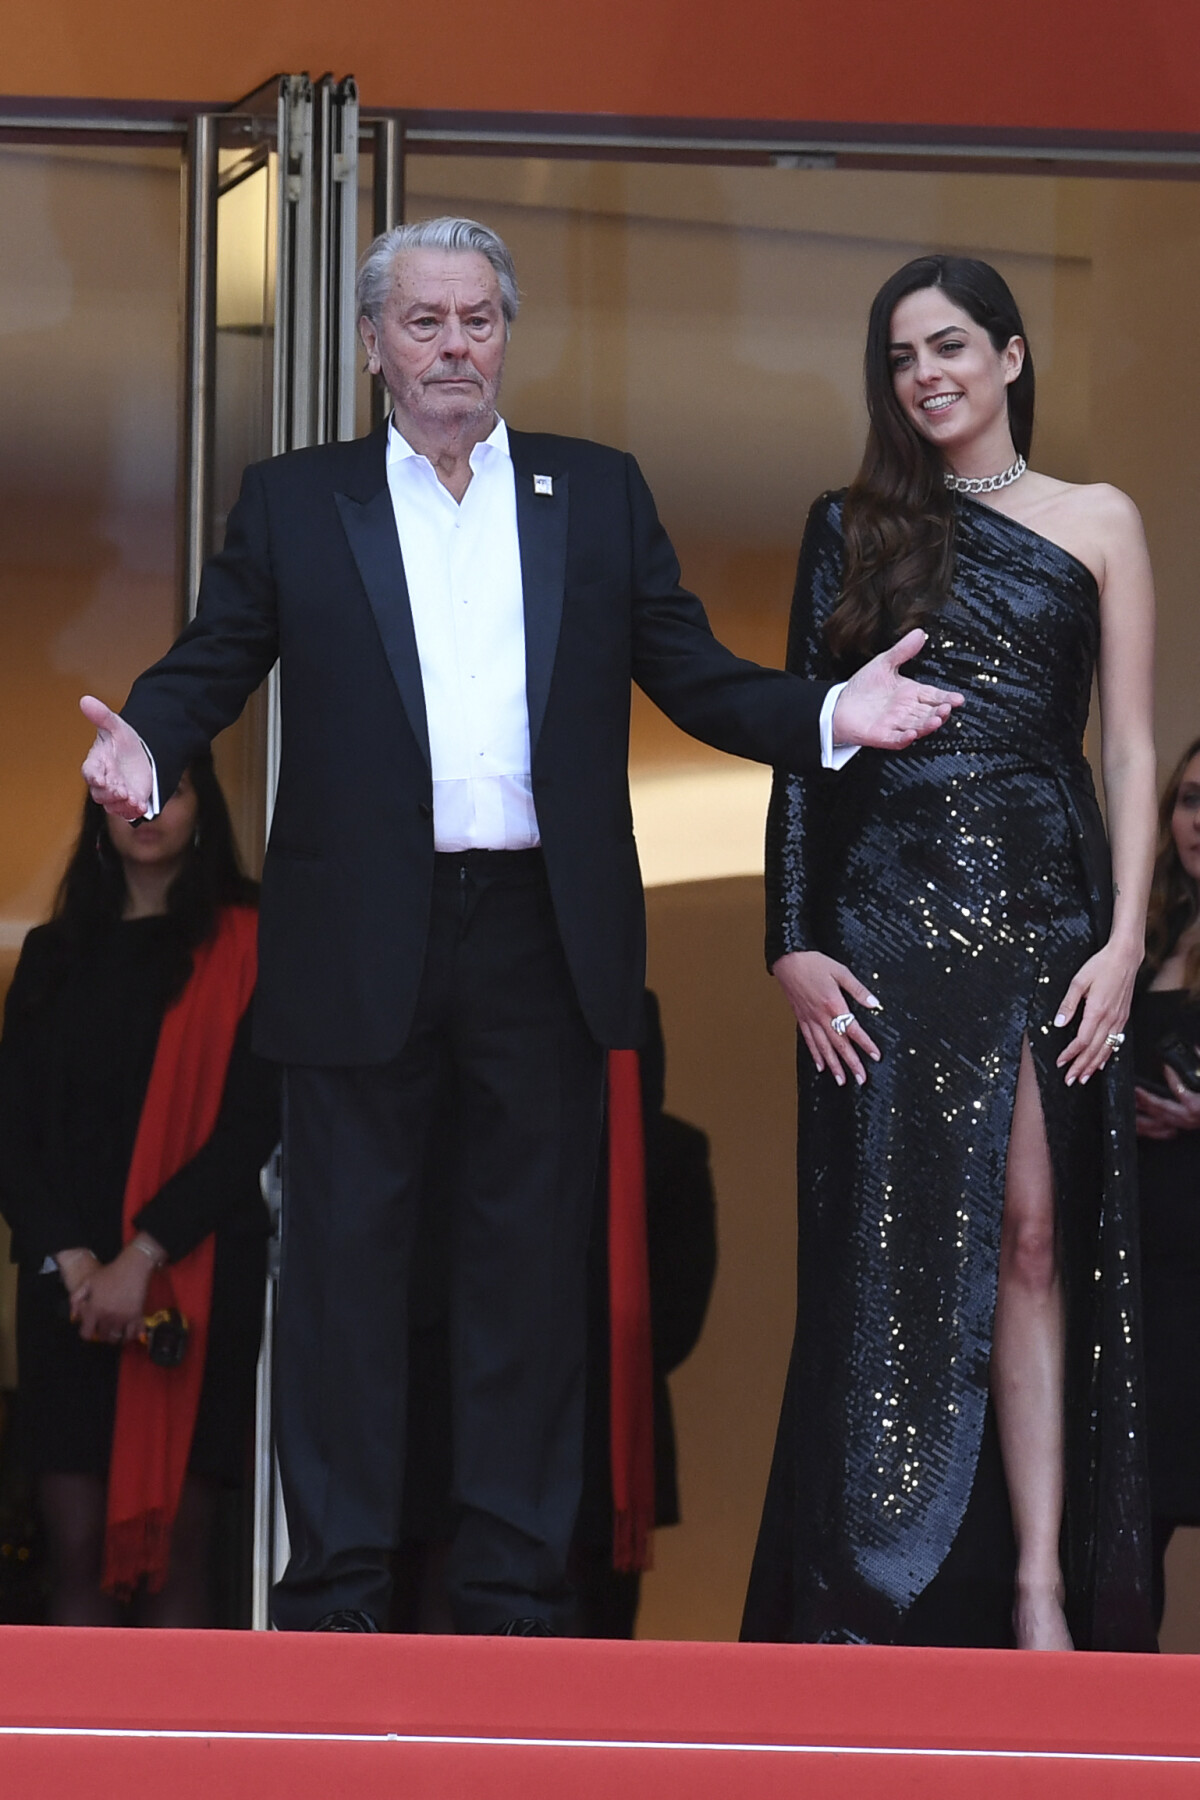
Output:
[123, 422, 830, 1063]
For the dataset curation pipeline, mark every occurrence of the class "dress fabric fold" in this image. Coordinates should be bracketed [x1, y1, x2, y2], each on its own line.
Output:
[741, 493, 1155, 1651]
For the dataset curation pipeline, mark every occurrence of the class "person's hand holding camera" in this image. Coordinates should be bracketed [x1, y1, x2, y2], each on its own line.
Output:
[1135, 1063, 1200, 1142]
[59, 1234, 167, 1344]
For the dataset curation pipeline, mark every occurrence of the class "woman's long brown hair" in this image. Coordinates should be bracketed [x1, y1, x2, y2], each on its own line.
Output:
[1144, 735, 1200, 999]
[32, 753, 259, 1008]
[827, 256, 1036, 665]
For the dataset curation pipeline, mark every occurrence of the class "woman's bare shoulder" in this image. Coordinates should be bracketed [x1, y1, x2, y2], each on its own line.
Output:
[1029, 474, 1144, 537]
[1009, 475, 1147, 585]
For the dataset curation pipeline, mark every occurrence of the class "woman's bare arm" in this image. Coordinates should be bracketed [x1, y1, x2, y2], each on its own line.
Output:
[1054, 486, 1157, 1084]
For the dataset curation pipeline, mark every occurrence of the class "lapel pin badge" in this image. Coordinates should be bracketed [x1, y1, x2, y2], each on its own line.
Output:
[533, 474, 554, 497]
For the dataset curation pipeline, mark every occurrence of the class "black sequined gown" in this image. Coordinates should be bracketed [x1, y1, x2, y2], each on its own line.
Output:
[741, 493, 1155, 1651]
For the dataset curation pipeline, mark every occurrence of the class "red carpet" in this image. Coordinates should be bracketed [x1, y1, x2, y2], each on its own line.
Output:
[1, 1627, 1198, 1796]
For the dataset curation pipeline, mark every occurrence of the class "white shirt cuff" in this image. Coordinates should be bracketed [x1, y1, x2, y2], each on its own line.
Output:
[819, 683, 858, 771]
[138, 737, 161, 819]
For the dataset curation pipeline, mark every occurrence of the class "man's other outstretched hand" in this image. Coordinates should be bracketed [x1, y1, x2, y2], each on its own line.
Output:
[832, 629, 963, 751]
[80, 696, 153, 820]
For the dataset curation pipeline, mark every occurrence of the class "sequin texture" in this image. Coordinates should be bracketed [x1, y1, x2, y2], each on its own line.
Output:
[741, 493, 1154, 1650]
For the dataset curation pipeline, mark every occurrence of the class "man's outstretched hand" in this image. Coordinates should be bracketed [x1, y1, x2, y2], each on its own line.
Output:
[832, 629, 963, 750]
[80, 695, 153, 820]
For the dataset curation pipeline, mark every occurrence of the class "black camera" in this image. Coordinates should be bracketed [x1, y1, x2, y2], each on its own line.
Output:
[1155, 1031, 1200, 1096]
[140, 1308, 190, 1368]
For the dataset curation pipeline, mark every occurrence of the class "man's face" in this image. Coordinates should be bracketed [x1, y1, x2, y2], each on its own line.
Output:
[359, 248, 508, 446]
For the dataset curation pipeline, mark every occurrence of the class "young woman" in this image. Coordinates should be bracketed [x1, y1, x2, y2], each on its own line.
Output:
[742, 257, 1157, 1651]
[1131, 737, 1200, 1632]
[0, 758, 278, 1625]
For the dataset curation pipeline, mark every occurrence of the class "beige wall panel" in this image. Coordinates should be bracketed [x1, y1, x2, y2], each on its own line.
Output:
[1088, 180, 1200, 777]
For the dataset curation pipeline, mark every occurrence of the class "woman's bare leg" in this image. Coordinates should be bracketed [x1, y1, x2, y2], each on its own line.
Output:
[991, 1036, 1073, 1651]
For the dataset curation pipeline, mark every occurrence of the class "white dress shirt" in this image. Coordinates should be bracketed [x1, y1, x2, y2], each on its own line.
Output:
[386, 416, 539, 851]
[384, 418, 851, 807]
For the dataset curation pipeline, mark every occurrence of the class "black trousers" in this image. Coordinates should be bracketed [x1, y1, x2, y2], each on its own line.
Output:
[270, 850, 606, 1631]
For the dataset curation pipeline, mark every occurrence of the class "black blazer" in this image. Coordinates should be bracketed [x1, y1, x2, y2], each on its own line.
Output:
[123, 423, 829, 1063]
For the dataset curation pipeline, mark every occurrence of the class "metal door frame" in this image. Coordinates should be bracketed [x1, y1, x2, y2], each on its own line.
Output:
[180, 74, 363, 1626]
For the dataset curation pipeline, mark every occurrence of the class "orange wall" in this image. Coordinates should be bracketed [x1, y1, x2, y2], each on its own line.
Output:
[6, 0, 1200, 135]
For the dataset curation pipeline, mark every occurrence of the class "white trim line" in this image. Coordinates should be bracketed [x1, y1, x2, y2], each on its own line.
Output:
[1, 1726, 1198, 1764]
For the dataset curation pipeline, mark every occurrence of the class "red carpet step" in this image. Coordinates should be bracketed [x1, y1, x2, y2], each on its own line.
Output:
[1, 1626, 1198, 1797]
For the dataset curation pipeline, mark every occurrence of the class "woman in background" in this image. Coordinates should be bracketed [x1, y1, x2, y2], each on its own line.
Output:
[743, 256, 1157, 1651]
[0, 756, 278, 1625]
[1132, 737, 1200, 1633]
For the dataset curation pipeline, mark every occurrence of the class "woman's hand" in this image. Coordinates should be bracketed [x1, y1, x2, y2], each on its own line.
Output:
[68, 1241, 159, 1345]
[772, 950, 882, 1087]
[1135, 1069, 1200, 1141]
[1053, 940, 1141, 1086]
[55, 1247, 100, 1294]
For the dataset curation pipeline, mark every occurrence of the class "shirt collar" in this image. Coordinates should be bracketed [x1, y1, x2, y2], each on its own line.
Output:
[387, 413, 509, 470]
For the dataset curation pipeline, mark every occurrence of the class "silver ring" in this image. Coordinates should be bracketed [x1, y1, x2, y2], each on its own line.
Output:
[830, 1012, 855, 1036]
[1105, 1031, 1125, 1051]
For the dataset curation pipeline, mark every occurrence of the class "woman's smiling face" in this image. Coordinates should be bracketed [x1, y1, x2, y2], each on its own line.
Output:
[888, 287, 1024, 458]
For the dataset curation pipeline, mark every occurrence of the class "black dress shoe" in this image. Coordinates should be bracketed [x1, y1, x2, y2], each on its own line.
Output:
[497, 1617, 555, 1637]
[312, 1608, 380, 1632]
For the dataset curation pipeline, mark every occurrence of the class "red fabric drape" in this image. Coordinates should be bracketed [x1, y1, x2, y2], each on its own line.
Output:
[102, 905, 258, 1597]
[606, 1047, 655, 1574]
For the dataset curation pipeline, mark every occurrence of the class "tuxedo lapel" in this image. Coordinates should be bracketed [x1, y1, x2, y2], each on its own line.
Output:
[511, 435, 568, 754]
[334, 436, 430, 767]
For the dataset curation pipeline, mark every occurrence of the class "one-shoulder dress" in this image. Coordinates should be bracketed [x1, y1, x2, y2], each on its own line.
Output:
[741, 493, 1155, 1651]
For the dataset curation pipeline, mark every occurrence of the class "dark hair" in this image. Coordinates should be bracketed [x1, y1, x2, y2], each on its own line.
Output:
[48, 753, 258, 1003]
[1144, 735, 1200, 1000]
[827, 255, 1035, 664]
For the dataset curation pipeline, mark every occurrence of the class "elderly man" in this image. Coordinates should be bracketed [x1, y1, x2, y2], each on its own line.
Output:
[81, 217, 959, 1634]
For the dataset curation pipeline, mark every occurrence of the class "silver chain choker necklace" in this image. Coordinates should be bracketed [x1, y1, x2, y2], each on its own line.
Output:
[944, 455, 1027, 495]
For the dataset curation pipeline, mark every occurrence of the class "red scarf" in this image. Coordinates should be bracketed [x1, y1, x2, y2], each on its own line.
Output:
[606, 1047, 655, 1574]
[102, 905, 258, 1597]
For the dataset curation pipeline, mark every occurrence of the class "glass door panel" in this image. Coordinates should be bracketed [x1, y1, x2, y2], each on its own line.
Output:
[0, 139, 183, 1400]
[204, 119, 278, 876]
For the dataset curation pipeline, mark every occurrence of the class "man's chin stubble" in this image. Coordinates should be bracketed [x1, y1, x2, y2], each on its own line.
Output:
[424, 392, 496, 428]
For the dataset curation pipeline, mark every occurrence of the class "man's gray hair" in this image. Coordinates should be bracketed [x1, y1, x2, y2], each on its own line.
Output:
[355, 217, 520, 331]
